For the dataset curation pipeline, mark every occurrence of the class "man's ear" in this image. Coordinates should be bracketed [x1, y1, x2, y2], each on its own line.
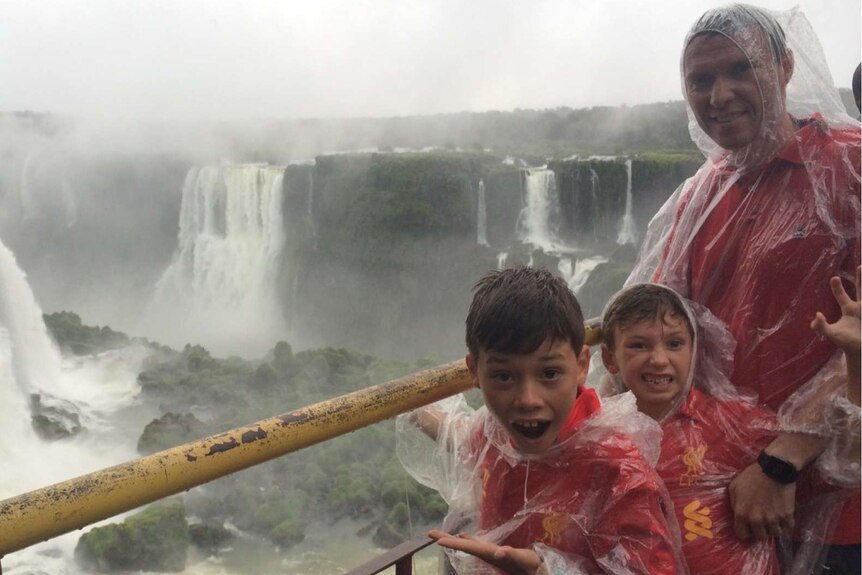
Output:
[465, 353, 479, 388]
[600, 343, 619, 374]
[780, 50, 794, 86]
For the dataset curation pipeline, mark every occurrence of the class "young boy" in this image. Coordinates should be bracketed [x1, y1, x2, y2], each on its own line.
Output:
[600, 283, 781, 574]
[397, 267, 686, 575]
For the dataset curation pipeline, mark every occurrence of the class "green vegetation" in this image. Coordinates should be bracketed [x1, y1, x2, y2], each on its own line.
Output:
[43, 311, 132, 355]
[74, 501, 189, 572]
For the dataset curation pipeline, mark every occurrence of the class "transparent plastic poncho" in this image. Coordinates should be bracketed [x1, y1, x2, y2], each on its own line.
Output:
[396, 391, 688, 574]
[627, 4, 860, 474]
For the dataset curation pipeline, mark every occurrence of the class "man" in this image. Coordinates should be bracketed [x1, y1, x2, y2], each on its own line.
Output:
[628, 4, 861, 573]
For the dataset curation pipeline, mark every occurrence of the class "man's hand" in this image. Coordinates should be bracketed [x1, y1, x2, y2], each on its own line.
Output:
[428, 530, 543, 575]
[729, 462, 796, 540]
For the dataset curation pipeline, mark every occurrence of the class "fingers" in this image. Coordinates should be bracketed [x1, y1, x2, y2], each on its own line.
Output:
[830, 276, 852, 308]
[810, 311, 828, 335]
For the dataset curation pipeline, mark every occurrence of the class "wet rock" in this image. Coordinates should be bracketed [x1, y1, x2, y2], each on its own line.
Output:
[29, 393, 82, 440]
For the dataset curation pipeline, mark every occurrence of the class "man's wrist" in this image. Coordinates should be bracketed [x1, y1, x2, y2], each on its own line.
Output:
[757, 450, 799, 484]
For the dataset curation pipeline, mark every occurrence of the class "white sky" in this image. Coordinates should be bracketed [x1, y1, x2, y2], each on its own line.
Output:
[1, 0, 859, 121]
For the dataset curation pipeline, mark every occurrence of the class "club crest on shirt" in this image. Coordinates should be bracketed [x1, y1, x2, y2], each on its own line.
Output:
[683, 499, 714, 541]
[680, 442, 708, 486]
[540, 513, 570, 546]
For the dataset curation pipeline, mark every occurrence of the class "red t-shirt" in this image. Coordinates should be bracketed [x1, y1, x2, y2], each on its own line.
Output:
[659, 388, 780, 574]
[475, 388, 683, 574]
[654, 117, 861, 544]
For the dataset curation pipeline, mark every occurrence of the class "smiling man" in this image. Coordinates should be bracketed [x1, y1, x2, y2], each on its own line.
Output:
[628, 4, 861, 573]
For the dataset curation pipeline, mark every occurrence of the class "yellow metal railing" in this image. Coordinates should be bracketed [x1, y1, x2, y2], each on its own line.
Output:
[0, 320, 601, 564]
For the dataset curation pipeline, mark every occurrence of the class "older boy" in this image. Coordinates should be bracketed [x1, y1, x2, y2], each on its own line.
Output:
[397, 268, 685, 575]
[601, 283, 786, 574]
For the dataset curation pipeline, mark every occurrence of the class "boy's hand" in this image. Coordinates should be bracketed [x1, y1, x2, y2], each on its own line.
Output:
[428, 530, 543, 575]
[810, 266, 861, 354]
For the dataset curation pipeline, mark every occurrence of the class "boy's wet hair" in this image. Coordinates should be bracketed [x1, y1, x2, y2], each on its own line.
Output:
[465, 267, 585, 359]
[602, 284, 694, 350]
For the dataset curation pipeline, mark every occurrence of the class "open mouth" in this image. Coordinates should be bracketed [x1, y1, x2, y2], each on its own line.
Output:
[512, 420, 550, 440]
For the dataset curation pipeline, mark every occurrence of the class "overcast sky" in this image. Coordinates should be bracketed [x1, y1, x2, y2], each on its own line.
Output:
[2, 0, 859, 122]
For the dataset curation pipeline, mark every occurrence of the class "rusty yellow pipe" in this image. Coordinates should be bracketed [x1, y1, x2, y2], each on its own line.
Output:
[0, 360, 473, 556]
[0, 322, 602, 558]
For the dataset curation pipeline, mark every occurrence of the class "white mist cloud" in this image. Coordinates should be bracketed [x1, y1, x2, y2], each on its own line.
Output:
[1, 0, 859, 121]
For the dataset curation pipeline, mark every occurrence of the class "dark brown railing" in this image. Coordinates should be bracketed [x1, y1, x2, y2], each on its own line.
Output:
[345, 536, 436, 575]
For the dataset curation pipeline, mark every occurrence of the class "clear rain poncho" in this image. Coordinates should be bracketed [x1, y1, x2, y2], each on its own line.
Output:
[597, 283, 853, 575]
[627, 4, 860, 481]
[396, 388, 688, 574]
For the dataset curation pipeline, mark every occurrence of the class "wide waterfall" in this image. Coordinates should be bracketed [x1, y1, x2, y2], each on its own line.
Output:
[141, 163, 288, 357]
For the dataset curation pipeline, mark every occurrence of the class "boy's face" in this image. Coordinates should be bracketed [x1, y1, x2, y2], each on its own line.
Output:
[467, 338, 589, 455]
[601, 312, 693, 420]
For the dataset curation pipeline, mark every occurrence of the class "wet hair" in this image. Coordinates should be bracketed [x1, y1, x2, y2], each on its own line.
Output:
[602, 284, 694, 351]
[686, 3, 789, 62]
[465, 267, 585, 359]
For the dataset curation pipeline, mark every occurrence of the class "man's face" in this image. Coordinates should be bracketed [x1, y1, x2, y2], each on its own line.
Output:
[468, 338, 589, 455]
[601, 312, 693, 420]
[684, 32, 788, 151]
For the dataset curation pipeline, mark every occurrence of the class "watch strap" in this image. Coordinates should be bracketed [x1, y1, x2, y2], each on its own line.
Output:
[757, 450, 799, 484]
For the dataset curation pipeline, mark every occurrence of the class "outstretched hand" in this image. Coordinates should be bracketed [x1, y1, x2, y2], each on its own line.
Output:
[811, 266, 861, 353]
[428, 530, 543, 575]
[811, 266, 861, 405]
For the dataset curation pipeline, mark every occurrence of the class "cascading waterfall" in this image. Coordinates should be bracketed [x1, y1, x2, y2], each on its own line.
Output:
[616, 159, 637, 245]
[477, 179, 489, 247]
[517, 168, 564, 253]
[1, 236, 147, 575]
[142, 163, 288, 357]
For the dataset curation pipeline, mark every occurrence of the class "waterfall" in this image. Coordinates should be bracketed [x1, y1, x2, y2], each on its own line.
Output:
[616, 159, 637, 245]
[477, 179, 489, 247]
[0, 239, 65, 400]
[517, 168, 563, 253]
[142, 163, 288, 356]
[497, 252, 508, 269]
[558, 255, 608, 294]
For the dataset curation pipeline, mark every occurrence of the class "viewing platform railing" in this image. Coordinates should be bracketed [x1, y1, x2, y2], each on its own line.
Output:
[0, 321, 602, 574]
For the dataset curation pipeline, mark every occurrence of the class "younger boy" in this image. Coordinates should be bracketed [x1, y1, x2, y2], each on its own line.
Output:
[397, 267, 686, 575]
[600, 283, 780, 574]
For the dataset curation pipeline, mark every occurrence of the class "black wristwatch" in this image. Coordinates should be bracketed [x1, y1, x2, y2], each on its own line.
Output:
[757, 450, 799, 484]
